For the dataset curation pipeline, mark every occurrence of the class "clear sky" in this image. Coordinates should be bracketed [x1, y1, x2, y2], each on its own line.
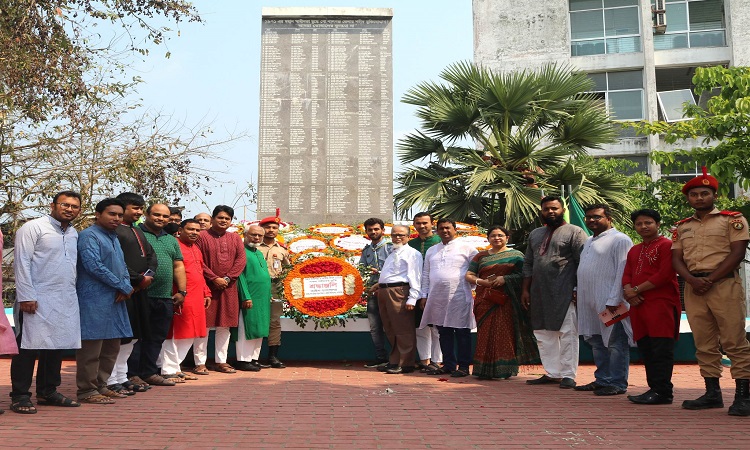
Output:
[131, 1, 473, 219]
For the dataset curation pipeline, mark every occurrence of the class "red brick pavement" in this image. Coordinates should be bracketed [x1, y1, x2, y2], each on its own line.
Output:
[0, 359, 747, 449]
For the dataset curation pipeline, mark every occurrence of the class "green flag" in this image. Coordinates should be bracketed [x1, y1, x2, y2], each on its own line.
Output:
[568, 196, 592, 236]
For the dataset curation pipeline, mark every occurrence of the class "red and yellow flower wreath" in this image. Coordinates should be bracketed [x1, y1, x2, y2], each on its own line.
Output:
[284, 256, 364, 317]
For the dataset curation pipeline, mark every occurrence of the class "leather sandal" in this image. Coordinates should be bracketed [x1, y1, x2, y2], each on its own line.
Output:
[213, 363, 237, 374]
[36, 391, 80, 407]
[143, 374, 176, 386]
[193, 365, 210, 375]
[80, 394, 116, 404]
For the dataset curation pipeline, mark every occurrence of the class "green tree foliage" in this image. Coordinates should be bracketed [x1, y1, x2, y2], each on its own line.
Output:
[395, 62, 634, 231]
[0, 0, 201, 122]
[631, 66, 750, 195]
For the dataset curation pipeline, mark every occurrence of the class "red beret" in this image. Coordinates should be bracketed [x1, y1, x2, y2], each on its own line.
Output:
[259, 216, 281, 226]
[682, 166, 718, 194]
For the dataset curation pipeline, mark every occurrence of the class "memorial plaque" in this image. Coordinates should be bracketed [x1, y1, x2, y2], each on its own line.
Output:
[258, 8, 393, 226]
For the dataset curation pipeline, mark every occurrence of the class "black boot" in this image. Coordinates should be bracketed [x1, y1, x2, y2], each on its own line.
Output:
[728, 379, 750, 416]
[682, 377, 723, 410]
[269, 345, 286, 369]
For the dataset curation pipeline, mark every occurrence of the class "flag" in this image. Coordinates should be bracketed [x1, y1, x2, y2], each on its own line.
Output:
[568, 195, 592, 236]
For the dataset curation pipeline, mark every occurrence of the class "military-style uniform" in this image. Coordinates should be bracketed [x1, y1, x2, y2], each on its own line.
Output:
[258, 239, 290, 347]
[673, 208, 750, 379]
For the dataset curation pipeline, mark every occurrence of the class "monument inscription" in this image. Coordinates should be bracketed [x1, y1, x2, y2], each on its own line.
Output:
[258, 8, 393, 225]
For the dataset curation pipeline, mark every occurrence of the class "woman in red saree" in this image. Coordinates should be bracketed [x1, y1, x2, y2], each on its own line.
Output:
[466, 226, 540, 379]
[622, 209, 680, 405]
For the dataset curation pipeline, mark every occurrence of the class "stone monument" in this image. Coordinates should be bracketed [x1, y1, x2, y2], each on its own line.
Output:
[257, 7, 393, 225]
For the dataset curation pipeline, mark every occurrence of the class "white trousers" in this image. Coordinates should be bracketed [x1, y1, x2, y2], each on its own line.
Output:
[193, 327, 231, 364]
[235, 317, 263, 362]
[534, 302, 579, 379]
[160, 338, 203, 375]
[106, 339, 136, 386]
[416, 325, 442, 363]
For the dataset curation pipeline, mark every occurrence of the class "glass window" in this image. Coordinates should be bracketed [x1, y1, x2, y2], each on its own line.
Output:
[689, 0, 724, 31]
[609, 91, 644, 120]
[569, 0, 641, 56]
[586, 70, 644, 121]
[657, 89, 696, 122]
[653, 0, 726, 50]
[607, 71, 643, 89]
[665, 2, 688, 31]
[588, 73, 608, 91]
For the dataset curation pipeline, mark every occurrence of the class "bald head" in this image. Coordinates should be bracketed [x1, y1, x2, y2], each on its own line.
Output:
[144, 203, 170, 232]
[245, 224, 265, 247]
[194, 212, 211, 230]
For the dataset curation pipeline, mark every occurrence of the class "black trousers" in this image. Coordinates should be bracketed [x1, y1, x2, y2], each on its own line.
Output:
[127, 297, 173, 378]
[637, 336, 676, 397]
[9, 312, 64, 399]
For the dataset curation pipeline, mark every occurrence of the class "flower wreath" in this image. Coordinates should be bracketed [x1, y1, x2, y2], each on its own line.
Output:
[454, 233, 491, 251]
[308, 223, 355, 235]
[329, 234, 371, 253]
[286, 235, 328, 254]
[284, 256, 364, 317]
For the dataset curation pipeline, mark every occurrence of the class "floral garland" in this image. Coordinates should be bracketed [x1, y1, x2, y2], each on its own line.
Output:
[454, 233, 491, 251]
[286, 235, 329, 254]
[308, 223, 355, 235]
[283, 256, 364, 317]
[329, 234, 372, 253]
[290, 249, 330, 264]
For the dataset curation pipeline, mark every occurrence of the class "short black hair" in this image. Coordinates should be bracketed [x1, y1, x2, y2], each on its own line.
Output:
[169, 207, 183, 217]
[541, 196, 563, 207]
[180, 218, 201, 228]
[53, 190, 82, 204]
[116, 192, 145, 207]
[413, 212, 433, 222]
[363, 217, 385, 229]
[436, 218, 456, 229]
[95, 198, 125, 214]
[486, 225, 511, 242]
[584, 203, 612, 219]
[212, 205, 234, 219]
[630, 209, 661, 224]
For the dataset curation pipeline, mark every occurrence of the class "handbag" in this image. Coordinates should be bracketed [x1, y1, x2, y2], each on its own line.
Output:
[476, 285, 508, 306]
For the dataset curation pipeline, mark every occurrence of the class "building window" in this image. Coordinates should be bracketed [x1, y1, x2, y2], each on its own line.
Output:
[570, 0, 642, 56]
[588, 70, 645, 121]
[653, 0, 726, 50]
[656, 89, 696, 122]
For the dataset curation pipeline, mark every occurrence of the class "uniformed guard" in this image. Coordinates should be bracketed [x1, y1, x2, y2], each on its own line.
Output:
[672, 167, 750, 416]
[257, 209, 291, 368]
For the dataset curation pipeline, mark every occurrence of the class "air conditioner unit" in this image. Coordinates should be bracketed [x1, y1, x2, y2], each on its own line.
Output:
[654, 12, 667, 34]
[653, 0, 666, 12]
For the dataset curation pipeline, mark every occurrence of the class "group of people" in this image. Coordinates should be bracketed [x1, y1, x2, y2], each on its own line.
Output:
[360, 170, 750, 417]
[1, 192, 291, 414]
[1, 168, 749, 417]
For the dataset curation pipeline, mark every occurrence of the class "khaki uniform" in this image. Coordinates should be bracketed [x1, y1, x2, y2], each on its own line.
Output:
[258, 241, 291, 346]
[673, 208, 750, 378]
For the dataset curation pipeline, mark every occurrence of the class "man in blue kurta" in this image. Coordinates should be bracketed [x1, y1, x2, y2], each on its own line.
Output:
[10, 191, 83, 414]
[232, 225, 272, 371]
[75, 198, 134, 404]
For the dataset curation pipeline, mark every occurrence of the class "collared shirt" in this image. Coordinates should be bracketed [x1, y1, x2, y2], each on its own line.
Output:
[672, 208, 750, 272]
[13, 215, 81, 349]
[408, 234, 441, 260]
[139, 223, 183, 298]
[379, 245, 423, 305]
[258, 240, 290, 279]
[360, 239, 393, 286]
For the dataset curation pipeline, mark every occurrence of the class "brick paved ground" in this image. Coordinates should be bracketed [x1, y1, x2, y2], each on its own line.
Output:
[0, 359, 747, 449]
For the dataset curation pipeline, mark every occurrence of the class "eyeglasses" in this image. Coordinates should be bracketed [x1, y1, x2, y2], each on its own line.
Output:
[56, 202, 81, 211]
[585, 215, 605, 221]
[391, 234, 407, 237]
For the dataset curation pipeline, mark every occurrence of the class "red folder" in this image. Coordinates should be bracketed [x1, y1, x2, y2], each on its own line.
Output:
[599, 303, 630, 327]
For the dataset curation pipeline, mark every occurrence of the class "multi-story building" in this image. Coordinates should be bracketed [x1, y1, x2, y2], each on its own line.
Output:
[473, 0, 749, 184]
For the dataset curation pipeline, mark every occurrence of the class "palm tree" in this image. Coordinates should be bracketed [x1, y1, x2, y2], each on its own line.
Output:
[395, 61, 634, 230]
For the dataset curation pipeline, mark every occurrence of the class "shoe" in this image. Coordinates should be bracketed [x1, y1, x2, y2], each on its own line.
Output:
[257, 361, 272, 369]
[526, 375, 562, 385]
[378, 363, 396, 373]
[250, 360, 263, 370]
[574, 381, 606, 392]
[401, 366, 415, 374]
[729, 379, 750, 416]
[234, 361, 261, 372]
[143, 374, 176, 386]
[425, 365, 452, 375]
[364, 359, 389, 368]
[628, 390, 673, 405]
[268, 345, 286, 368]
[683, 377, 723, 410]
[386, 366, 404, 374]
[594, 386, 627, 396]
[451, 369, 470, 378]
[559, 378, 576, 389]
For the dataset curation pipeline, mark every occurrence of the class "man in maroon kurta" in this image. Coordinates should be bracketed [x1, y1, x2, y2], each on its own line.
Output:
[195, 205, 246, 373]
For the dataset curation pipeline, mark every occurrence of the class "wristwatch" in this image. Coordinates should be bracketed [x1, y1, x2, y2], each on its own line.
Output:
[632, 286, 639, 293]
[177, 290, 187, 296]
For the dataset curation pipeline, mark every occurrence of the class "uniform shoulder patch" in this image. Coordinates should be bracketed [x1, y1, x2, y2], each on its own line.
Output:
[729, 218, 745, 230]
[719, 210, 743, 217]
[675, 217, 693, 226]
[671, 227, 679, 242]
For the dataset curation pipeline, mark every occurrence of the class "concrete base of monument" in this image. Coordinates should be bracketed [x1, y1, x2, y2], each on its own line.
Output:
[0, 309, 741, 363]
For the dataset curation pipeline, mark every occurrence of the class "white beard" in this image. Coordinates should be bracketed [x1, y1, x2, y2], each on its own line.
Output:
[392, 243, 405, 249]
[246, 242, 258, 248]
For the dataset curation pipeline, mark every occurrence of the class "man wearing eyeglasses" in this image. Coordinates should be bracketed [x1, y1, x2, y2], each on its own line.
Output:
[575, 204, 633, 396]
[373, 225, 422, 374]
[10, 191, 83, 414]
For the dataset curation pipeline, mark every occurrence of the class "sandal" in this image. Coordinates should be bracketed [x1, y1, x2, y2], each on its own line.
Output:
[143, 374, 176, 386]
[177, 372, 199, 381]
[122, 380, 148, 392]
[107, 383, 136, 396]
[129, 375, 152, 389]
[425, 366, 451, 375]
[36, 391, 80, 407]
[10, 397, 37, 414]
[213, 363, 237, 374]
[80, 394, 116, 404]
[100, 388, 128, 399]
[193, 365, 210, 375]
[162, 374, 187, 384]
[451, 369, 470, 378]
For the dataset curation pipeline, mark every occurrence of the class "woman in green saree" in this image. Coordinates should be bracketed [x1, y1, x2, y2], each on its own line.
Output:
[465, 226, 540, 379]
